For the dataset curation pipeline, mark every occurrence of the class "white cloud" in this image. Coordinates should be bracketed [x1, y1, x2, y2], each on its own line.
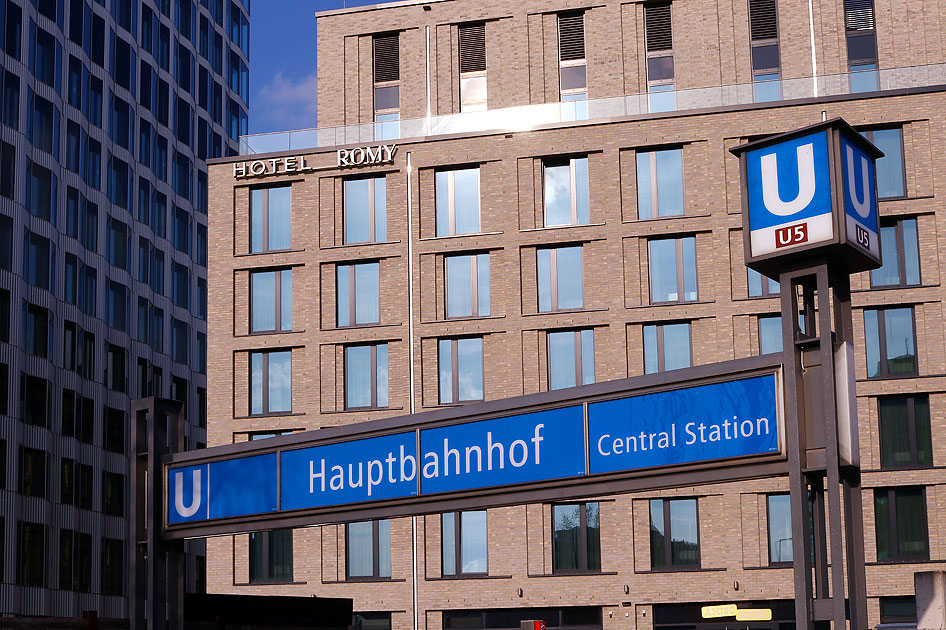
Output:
[252, 70, 319, 134]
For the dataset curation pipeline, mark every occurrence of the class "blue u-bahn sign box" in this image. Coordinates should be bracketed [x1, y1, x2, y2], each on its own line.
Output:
[731, 118, 884, 276]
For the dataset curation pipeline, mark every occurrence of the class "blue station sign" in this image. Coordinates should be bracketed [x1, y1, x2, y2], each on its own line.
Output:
[732, 118, 884, 276]
[166, 370, 783, 532]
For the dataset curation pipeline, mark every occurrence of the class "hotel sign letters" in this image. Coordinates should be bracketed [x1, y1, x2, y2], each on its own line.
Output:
[232, 144, 397, 179]
[166, 372, 781, 530]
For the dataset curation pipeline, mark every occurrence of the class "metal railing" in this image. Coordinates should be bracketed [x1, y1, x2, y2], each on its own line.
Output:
[238, 63, 946, 155]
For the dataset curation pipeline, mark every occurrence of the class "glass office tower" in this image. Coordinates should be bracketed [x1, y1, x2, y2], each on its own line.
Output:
[0, 0, 248, 617]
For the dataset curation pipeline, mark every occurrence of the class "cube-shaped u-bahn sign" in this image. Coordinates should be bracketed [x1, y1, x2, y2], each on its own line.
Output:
[730, 118, 884, 277]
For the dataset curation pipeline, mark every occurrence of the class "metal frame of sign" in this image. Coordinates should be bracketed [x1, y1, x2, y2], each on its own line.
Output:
[163, 354, 786, 540]
[732, 117, 884, 277]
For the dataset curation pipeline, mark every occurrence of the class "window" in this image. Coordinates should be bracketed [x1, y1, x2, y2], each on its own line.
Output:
[649, 237, 696, 303]
[2, 70, 20, 129]
[864, 307, 916, 378]
[85, 138, 101, 188]
[250, 350, 292, 415]
[650, 498, 699, 569]
[171, 318, 188, 363]
[548, 330, 594, 390]
[748, 0, 781, 101]
[0, 143, 13, 198]
[30, 95, 55, 155]
[543, 157, 589, 227]
[17, 522, 45, 587]
[106, 344, 128, 393]
[19, 447, 46, 498]
[337, 262, 379, 327]
[446, 254, 489, 318]
[251, 269, 292, 332]
[58, 529, 92, 592]
[759, 315, 783, 355]
[537, 246, 583, 311]
[767, 494, 792, 565]
[345, 344, 388, 410]
[107, 281, 128, 331]
[344, 177, 386, 244]
[4, 2, 21, 60]
[0, 289, 8, 342]
[101, 538, 124, 595]
[66, 121, 81, 173]
[107, 218, 129, 271]
[28, 163, 55, 221]
[558, 13, 586, 120]
[552, 503, 600, 573]
[880, 597, 917, 624]
[347, 520, 391, 579]
[249, 529, 293, 583]
[874, 487, 928, 562]
[0, 215, 9, 269]
[442, 511, 487, 576]
[34, 27, 57, 87]
[250, 186, 291, 252]
[644, 3, 675, 112]
[171, 263, 189, 309]
[104, 406, 125, 452]
[637, 149, 683, 219]
[20, 374, 50, 427]
[879, 396, 932, 470]
[871, 219, 919, 287]
[436, 168, 480, 236]
[353, 613, 392, 630]
[748, 267, 780, 297]
[68, 56, 82, 108]
[644, 322, 691, 374]
[845, 0, 878, 92]
[373, 33, 399, 140]
[103, 472, 124, 516]
[459, 23, 486, 112]
[439, 338, 483, 404]
[25, 303, 50, 358]
[856, 128, 904, 200]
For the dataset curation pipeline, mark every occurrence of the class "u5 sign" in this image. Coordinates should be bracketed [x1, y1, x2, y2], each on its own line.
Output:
[732, 118, 884, 276]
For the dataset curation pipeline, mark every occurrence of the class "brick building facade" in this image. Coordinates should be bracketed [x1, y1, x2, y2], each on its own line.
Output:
[205, 0, 946, 628]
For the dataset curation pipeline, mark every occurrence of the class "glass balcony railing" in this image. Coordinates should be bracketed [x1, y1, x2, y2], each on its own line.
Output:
[238, 62, 946, 155]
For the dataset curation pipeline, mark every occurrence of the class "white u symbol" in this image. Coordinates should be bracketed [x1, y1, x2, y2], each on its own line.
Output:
[760, 143, 816, 216]
[846, 146, 871, 218]
[174, 469, 202, 517]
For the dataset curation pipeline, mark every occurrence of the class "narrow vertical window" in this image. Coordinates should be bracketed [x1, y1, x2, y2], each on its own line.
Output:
[250, 269, 292, 333]
[347, 520, 391, 579]
[438, 338, 484, 404]
[648, 237, 697, 303]
[649, 498, 699, 569]
[845, 0, 878, 92]
[874, 487, 928, 562]
[759, 315, 783, 355]
[864, 307, 916, 378]
[373, 33, 400, 141]
[436, 168, 481, 236]
[767, 494, 793, 565]
[537, 246, 583, 311]
[459, 23, 486, 112]
[878, 396, 932, 470]
[558, 12, 587, 120]
[445, 253, 490, 318]
[344, 177, 387, 244]
[442, 511, 487, 576]
[643, 322, 691, 373]
[337, 262, 380, 327]
[543, 157, 589, 226]
[249, 350, 292, 415]
[249, 529, 293, 583]
[861, 128, 905, 199]
[548, 329, 594, 390]
[636, 149, 683, 219]
[748, 267, 780, 297]
[871, 218, 919, 287]
[250, 185, 291, 252]
[644, 3, 674, 112]
[552, 503, 601, 573]
[749, 0, 781, 101]
[345, 344, 388, 410]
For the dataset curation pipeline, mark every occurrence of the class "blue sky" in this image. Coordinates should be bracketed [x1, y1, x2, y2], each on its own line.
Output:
[248, 0, 394, 135]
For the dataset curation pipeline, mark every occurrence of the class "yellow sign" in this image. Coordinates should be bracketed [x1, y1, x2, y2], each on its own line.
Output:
[735, 609, 773, 622]
[701, 604, 738, 619]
